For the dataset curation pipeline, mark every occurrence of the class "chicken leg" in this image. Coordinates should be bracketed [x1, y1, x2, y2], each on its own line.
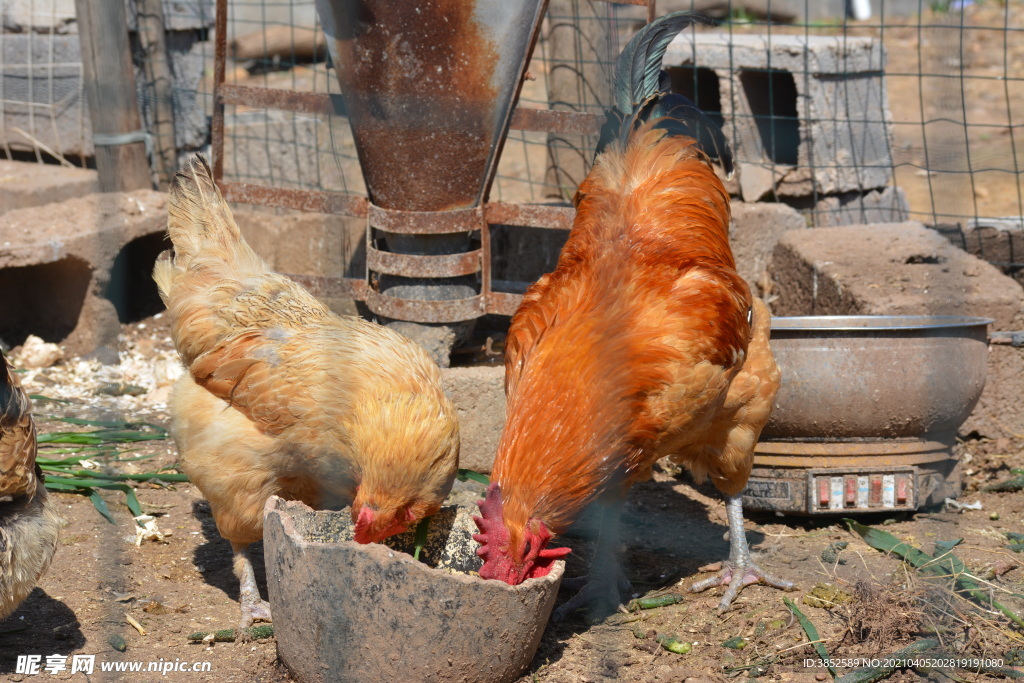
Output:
[689, 494, 795, 611]
[553, 497, 633, 622]
[232, 542, 272, 628]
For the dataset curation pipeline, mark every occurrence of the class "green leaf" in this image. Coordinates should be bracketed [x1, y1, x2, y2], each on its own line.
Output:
[413, 517, 430, 562]
[784, 597, 835, 679]
[456, 468, 490, 485]
[28, 394, 72, 404]
[88, 489, 116, 524]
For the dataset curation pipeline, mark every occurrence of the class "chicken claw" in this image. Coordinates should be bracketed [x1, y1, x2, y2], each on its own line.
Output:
[233, 542, 272, 628]
[689, 494, 795, 612]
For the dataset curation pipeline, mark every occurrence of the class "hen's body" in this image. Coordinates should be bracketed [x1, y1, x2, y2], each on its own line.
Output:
[156, 157, 460, 626]
[0, 352, 60, 621]
[475, 12, 791, 615]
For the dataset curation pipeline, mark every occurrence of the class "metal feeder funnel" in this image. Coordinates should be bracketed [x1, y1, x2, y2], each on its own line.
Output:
[315, 0, 547, 212]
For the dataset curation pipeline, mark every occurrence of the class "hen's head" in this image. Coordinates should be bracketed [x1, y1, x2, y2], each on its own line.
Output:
[351, 499, 421, 544]
[473, 482, 570, 585]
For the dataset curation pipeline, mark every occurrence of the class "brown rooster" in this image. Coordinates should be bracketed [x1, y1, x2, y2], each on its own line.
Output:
[154, 156, 460, 627]
[474, 12, 793, 616]
[0, 351, 60, 620]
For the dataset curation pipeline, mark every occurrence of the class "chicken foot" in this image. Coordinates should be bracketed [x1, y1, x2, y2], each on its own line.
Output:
[232, 542, 272, 629]
[688, 494, 795, 612]
[553, 498, 632, 622]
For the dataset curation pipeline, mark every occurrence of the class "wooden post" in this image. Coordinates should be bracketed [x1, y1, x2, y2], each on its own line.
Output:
[135, 0, 178, 188]
[75, 0, 152, 192]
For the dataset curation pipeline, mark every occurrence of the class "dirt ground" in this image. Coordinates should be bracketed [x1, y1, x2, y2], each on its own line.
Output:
[1, 315, 1022, 683]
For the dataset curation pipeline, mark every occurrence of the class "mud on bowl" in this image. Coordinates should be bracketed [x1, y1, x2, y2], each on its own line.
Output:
[263, 496, 563, 683]
[745, 315, 992, 515]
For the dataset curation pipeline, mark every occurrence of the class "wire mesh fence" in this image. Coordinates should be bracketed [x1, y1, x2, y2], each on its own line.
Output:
[2, 0, 1022, 247]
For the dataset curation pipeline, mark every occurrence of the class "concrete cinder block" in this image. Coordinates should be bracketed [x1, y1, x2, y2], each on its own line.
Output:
[768, 221, 1024, 444]
[939, 217, 1024, 288]
[223, 112, 359, 194]
[440, 366, 505, 474]
[1, 32, 209, 159]
[2, 0, 76, 33]
[0, 160, 98, 215]
[665, 32, 894, 198]
[135, 33, 211, 153]
[126, 0, 214, 32]
[232, 207, 366, 316]
[729, 200, 806, 298]
[0, 190, 167, 357]
[786, 186, 910, 227]
[0, 35, 92, 157]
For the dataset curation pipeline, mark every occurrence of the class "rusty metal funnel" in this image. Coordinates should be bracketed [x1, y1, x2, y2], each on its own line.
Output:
[315, 0, 547, 211]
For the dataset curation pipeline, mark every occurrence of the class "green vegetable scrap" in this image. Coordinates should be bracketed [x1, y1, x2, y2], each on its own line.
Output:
[626, 593, 684, 611]
[655, 633, 691, 654]
[721, 636, 747, 650]
[187, 625, 274, 642]
[36, 419, 184, 525]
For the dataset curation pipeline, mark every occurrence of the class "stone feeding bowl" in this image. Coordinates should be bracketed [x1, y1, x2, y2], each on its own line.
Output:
[263, 496, 563, 683]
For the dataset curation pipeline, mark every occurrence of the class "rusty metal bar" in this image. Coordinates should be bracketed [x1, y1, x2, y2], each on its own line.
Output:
[368, 204, 484, 235]
[220, 181, 369, 217]
[485, 201, 575, 230]
[509, 107, 604, 136]
[211, 0, 228, 182]
[366, 247, 482, 278]
[219, 83, 347, 117]
[363, 290, 486, 323]
[217, 83, 602, 138]
[485, 292, 524, 317]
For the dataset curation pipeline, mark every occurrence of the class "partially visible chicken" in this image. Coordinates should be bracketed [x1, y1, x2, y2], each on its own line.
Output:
[154, 156, 460, 627]
[474, 12, 793, 616]
[0, 351, 60, 620]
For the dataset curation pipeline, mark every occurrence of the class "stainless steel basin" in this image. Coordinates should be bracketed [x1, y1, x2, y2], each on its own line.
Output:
[763, 315, 992, 441]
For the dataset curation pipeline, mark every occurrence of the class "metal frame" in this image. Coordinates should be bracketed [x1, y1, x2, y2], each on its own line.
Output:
[211, 0, 654, 323]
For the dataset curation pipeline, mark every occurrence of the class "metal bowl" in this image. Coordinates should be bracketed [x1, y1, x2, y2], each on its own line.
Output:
[763, 315, 992, 440]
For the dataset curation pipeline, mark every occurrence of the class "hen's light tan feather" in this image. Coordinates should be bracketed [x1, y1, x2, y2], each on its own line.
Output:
[157, 156, 459, 548]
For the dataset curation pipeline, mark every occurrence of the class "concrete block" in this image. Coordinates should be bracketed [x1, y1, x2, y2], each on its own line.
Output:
[729, 200, 806, 298]
[222, 111, 357, 194]
[231, 207, 366, 316]
[768, 221, 1024, 444]
[3, 0, 76, 33]
[0, 34, 92, 157]
[126, 0, 214, 32]
[440, 366, 505, 474]
[938, 217, 1024, 288]
[0, 190, 167, 357]
[1, 32, 209, 159]
[0, 160, 98, 215]
[785, 186, 910, 227]
[665, 33, 894, 198]
[135, 33, 211, 153]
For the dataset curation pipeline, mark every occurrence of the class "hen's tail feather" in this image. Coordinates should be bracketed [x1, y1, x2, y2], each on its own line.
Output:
[613, 11, 714, 118]
[601, 11, 733, 175]
[165, 154, 253, 267]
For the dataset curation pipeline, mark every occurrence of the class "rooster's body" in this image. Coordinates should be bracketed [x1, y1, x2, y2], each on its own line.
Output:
[155, 157, 460, 627]
[0, 352, 60, 621]
[474, 12, 792, 615]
